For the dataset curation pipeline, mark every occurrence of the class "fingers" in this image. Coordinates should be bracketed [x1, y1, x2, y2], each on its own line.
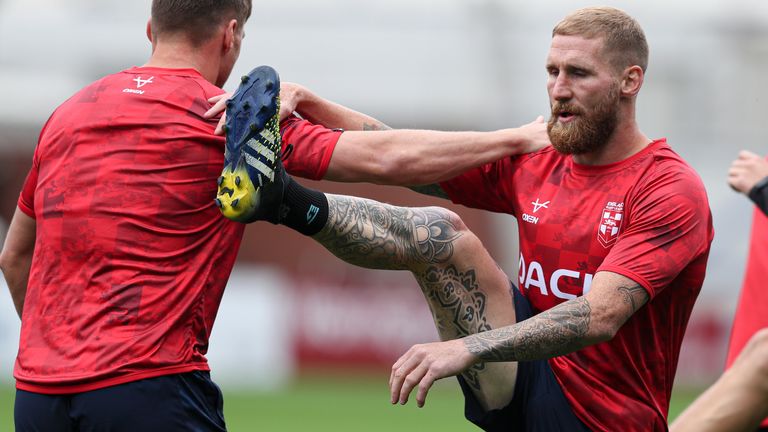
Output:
[204, 92, 232, 119]
[207, 93, 227, 104]
[389, 342, 465, 408]
[738, 150, 760, 160]
[390, 347, 432, 406]
[728, 151, 768, 194]
[415, 372, 437, 408]
[390, 351, 413, 404]
[204, 93, 232, 136]
[214, 115, 226, 136]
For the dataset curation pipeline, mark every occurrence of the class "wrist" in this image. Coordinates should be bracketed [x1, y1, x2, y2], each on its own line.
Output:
[748, 175, 768, 202]
[498, 128, 526, 155]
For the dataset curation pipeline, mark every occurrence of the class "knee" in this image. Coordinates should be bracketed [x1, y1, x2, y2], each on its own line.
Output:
[423, 206, 467, 231]
[412, 206, 470, 263]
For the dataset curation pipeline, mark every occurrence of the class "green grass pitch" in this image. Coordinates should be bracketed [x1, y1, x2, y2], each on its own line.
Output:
[0, 372, 701, 431]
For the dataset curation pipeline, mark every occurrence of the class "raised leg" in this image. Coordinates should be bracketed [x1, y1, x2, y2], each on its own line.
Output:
[314, 194, 519, 410]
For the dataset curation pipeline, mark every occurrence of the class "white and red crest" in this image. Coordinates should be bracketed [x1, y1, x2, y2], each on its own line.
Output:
[597, 202, 624, 248]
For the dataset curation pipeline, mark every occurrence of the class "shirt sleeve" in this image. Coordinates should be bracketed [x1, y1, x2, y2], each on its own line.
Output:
[280, 115, 342, 181]
[18, 151, 40, 219]
[17, 120, 52, 219]
[597, 165, 713, 298]
[438, 157, 521, 215]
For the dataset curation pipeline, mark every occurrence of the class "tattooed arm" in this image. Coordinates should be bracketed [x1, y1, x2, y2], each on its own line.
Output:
[389, 271, 650, 406]
[465, 271, 648, 361]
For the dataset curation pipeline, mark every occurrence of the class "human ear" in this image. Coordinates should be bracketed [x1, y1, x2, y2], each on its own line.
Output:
[621, 65, 644, 96]
[222, 19, 238, 52]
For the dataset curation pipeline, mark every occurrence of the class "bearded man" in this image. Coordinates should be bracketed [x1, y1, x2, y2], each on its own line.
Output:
[207, 6, 713, 431]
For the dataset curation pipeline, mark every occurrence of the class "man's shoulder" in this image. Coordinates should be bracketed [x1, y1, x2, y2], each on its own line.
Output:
[644, 140, 705, 188]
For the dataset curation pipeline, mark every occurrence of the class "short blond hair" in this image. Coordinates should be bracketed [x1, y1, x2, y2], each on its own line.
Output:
[553, 6, 648, 72]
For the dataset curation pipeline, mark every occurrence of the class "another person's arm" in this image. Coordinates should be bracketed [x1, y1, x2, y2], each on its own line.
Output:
[728, 150, 768, 215]
[205, 84, 550, 192]
[322, 120, 547, 187]
[388, 271, 648, 407]
[279, 83, 548, 186]
[278, 82, 391, 131]
[0, 207, 36, 319]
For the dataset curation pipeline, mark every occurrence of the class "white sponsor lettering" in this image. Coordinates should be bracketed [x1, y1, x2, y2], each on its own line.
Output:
[522, 213, 539, 224]
[518, 253, 593, 298]
[122, 88, 144, 95]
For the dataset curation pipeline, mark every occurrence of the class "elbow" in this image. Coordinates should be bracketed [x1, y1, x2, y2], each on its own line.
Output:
[593, 325, 619, 344]
[0, 251, 10, 276]
[589, 314, 624, 344]
[0, 249, 24, 279]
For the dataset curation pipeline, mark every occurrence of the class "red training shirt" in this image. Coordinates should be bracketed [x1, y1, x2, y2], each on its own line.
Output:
[439, 141, 713, 432]
[16, 67, 340, 394]
[16, 66, 243, 393]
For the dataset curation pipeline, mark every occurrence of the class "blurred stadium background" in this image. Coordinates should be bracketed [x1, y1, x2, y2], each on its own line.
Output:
[0, 0, 766, 430]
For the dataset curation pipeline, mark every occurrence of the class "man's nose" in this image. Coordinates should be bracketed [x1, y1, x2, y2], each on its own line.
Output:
[550, 75, 573, 101]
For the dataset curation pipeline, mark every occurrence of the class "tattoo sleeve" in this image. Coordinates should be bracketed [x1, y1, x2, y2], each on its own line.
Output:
[464, 297, 592, 362]
[313, 195, 461, 270]
[409, 184, 450, 200]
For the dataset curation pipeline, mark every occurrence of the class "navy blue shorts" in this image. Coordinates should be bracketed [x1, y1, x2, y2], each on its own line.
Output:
[15, 370, 226, 432]
[457, 284, 591, 432]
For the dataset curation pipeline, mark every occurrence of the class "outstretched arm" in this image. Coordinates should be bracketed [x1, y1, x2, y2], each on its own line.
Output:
[281, 82, 549, 187]
[324, 120, 547, 187]
[279, 82, 391, 131]
[207, 83, 549, 195]
[389, 271, 649, 407]
[0, 207, 36, 319]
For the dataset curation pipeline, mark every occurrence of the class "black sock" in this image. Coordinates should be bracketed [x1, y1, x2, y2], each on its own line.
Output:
[279, 176, 328, 236]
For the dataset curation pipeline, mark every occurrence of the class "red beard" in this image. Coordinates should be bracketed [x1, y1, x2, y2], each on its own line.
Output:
[547, 84, 620, 155]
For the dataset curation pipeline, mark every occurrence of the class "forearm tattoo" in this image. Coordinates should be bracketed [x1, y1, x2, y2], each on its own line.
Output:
[408, 184, 450, 200]
[617, 283, 649, 314]
[417, 264, 492, 389]
[464, 297, 592, 362]
[362, 122, 392, 131]
[314, 195, 461, 270]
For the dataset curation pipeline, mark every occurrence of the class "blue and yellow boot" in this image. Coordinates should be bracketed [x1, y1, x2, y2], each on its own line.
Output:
[215, 66, 285, 223]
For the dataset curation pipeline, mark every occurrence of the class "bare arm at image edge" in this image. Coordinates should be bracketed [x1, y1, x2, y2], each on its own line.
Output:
[728, 151, 768, 215]
[0, 207, 36, 319]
